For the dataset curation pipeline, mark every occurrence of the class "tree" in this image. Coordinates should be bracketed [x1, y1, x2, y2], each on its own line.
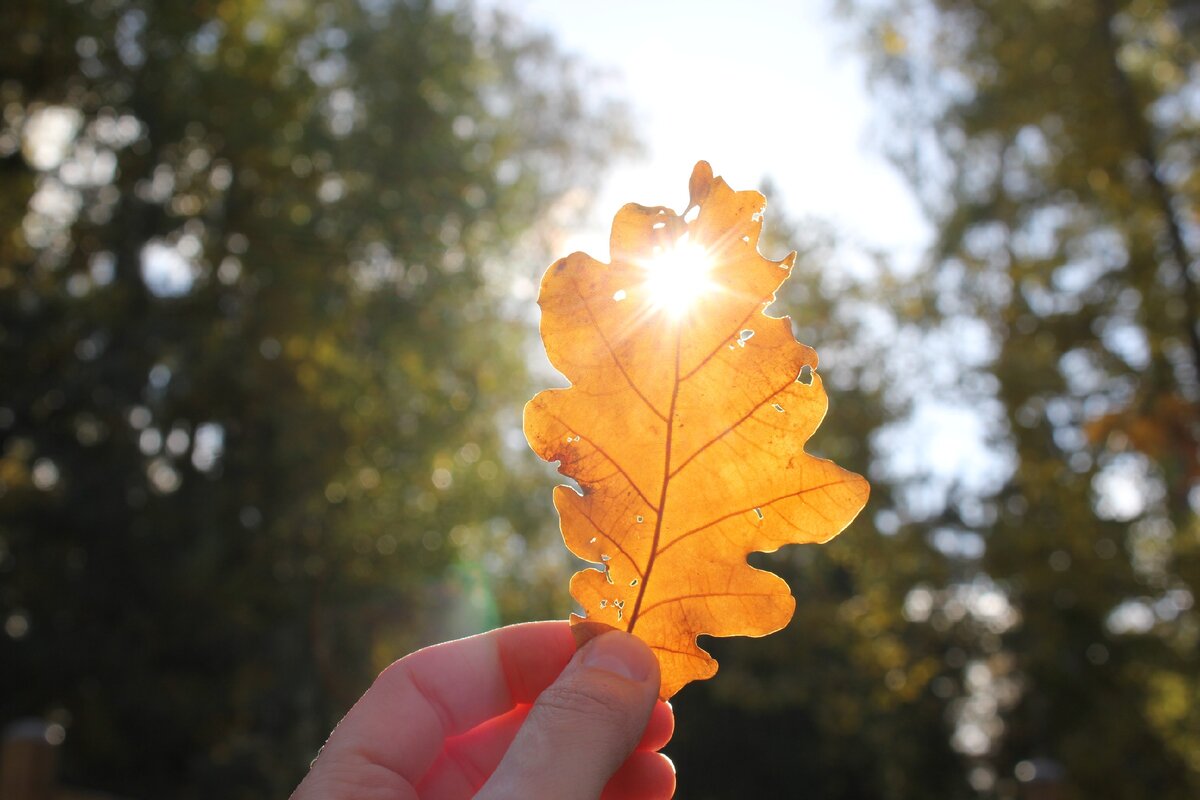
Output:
[0, 1, 628, 796]
[847, 0, 1200, 795]
[669, 205, 977, 799]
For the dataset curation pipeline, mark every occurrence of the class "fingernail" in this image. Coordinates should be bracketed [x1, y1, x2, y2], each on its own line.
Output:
[581, 632, 653, 682]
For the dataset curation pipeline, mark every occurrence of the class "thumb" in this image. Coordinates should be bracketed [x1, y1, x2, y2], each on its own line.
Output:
[478, 630, 660, 800]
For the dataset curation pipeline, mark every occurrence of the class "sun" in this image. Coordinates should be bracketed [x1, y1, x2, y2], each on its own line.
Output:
[641, 235, 715, 319]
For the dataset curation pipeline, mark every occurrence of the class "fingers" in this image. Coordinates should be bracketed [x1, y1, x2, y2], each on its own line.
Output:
[476, 631, 662, 800]
[417, 700, 674, 798]
[637, 701, 674, 752]
[602, 751, 676, 800]
[301, 621, 576, 789]
[294, 621, 675, 800]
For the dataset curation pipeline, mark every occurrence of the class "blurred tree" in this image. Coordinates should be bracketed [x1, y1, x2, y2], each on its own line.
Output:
[670, 208, 978, 799]
[847, 0, 1200, 796]
[0, 0, 628, 796]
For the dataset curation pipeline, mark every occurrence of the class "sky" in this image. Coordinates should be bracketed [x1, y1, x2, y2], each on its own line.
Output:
[493, 0, 930, 264]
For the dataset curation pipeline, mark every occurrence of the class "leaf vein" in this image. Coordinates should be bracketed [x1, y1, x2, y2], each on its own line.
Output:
[669, 372, 800, 478]
[638, 591, 781, 620]
[543, 411, 659, 511]
[571, 275, 668, 422]
[656, 479, 857, 557]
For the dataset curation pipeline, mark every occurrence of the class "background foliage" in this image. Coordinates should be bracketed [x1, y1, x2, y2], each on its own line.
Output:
[1, 0, 1197, 798]
[0, 0, 626, 796]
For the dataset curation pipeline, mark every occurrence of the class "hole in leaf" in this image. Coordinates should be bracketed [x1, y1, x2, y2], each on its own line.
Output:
[772, 403, 785, 413]
[613, 289, 627, 302]
[753, 507, 764, 520]
[798, 364, 813, 385]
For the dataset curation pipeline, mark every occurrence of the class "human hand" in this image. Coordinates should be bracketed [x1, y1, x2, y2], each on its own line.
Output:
[291, 620, 675, 800]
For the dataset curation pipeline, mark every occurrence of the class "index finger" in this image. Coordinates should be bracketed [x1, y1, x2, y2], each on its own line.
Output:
[321, 620, 577, 785]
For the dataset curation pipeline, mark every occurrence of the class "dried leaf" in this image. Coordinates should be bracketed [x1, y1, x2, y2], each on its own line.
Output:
[525, 162, 869, 699]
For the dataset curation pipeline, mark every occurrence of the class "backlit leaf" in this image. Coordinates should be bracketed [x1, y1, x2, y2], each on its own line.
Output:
[525, 162, 870, 699]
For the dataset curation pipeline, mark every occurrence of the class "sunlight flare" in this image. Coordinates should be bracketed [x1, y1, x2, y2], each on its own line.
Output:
[641, 236, 715, 319]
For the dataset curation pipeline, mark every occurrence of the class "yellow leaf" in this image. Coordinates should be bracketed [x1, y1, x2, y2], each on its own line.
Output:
[525, 162, 869, 699]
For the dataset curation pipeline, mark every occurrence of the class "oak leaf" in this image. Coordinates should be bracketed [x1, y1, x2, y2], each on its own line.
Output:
[524, 162, 869, 699]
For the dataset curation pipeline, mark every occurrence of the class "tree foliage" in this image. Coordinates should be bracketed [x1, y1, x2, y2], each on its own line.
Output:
[0, 1, 627, 796]
[846, 0, 1200, 795]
